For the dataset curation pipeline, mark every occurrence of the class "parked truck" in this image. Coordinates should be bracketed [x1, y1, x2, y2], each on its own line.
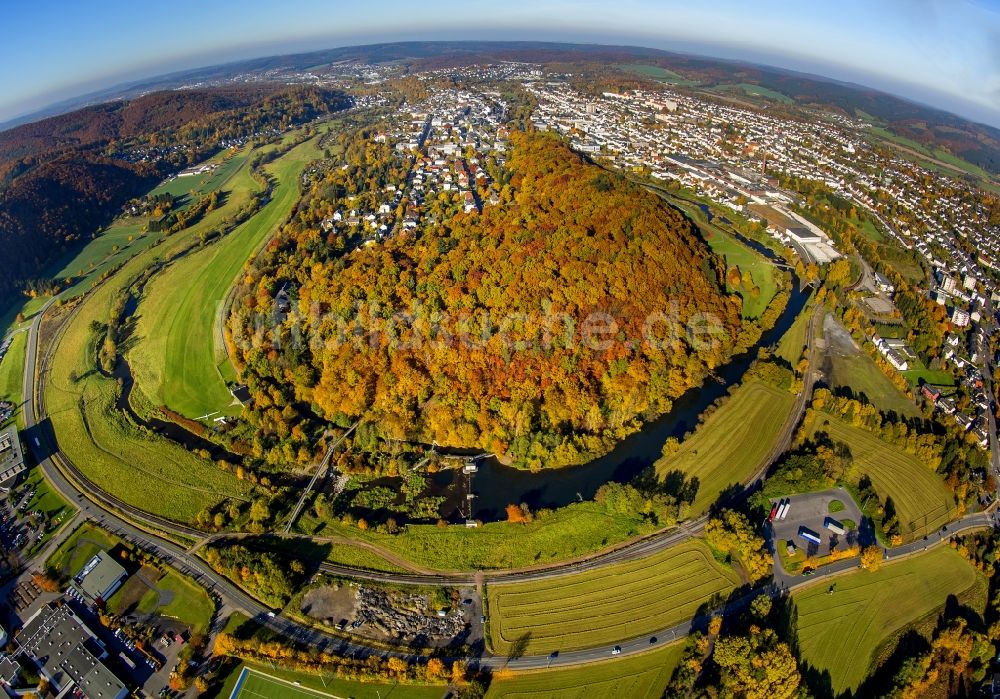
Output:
[823, 517, 845, 536]
[798, 526, 821, 546]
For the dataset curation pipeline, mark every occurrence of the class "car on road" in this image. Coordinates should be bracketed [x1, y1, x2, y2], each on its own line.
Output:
[649, 636, 658, 644]
[611, 645, 622, 655]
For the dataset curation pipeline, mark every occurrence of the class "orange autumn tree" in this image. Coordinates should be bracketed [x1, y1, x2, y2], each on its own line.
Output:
[232, 131, 742, 469]
[505, 503, 533, 523]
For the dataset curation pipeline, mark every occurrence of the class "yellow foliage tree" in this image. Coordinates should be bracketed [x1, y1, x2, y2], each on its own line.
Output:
[860, 545, 882, 571]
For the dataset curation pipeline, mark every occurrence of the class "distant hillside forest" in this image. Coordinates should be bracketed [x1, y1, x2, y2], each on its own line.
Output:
[229, 131, 743, 469]
[0, 85, 350, 307]
[109, 40, 1000, 176]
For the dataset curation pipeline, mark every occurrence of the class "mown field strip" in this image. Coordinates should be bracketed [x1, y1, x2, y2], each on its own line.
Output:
[794, 545, 979, 694]
[488, 539, 739, 655]
[656, 380, 796, 514]
[486, 640, 684, 698]
[808, 414, 957, 540]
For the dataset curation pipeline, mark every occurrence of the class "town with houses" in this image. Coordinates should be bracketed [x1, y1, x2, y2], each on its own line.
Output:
[267, 60, 1000, 462]
[5, 51, 1000, 699]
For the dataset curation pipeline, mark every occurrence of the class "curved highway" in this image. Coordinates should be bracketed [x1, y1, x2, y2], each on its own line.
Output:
[17, 285, 995, 671]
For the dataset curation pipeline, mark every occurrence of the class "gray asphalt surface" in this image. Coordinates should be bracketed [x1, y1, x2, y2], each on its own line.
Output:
[16, 292, 998, 671]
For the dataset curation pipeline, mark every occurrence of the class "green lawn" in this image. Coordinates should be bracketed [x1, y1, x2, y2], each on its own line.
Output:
[128, 135, 325, 418]
[826, 339, 919, 418]
[21, 467, 71, 520]
[43, 156, 258, 524]
[297, 500, 657, 572]
[869, 126, 992, 182]
[857, 216, 884, 242]
[46, 522, 120, 576]
[46, 361, 250, 522]
[323, 543, 409, 573]
[901, 360, 955, 388]
[654, 380, 796, 514]
[806, 414, 958, 541]
[137, 568, 216, 633]
[19, 467, 75, 555]
[644, 187, 779, 319]
[703, 228, 778, 319]
[54, 223, 148, 283]
[146, 149, 249, 201]
[486, 539, 739, 656]
[220, 664, 443, 699]
[0, 330, 27, 426]
[0, 296, 50, 339]
[775, 303, 811, 364]
[263, 536, 412, 575]
[795, 546, 979, 694]
[486, 642, 684, 698]
[55, 522, 214, 631]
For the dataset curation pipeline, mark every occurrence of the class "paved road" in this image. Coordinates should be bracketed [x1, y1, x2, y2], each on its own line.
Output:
[17, 288, 996, 670]
[975, 312, 1000, 499]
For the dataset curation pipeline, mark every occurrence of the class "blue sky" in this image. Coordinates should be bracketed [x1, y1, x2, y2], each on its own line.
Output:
[2, 0, 1000, 127]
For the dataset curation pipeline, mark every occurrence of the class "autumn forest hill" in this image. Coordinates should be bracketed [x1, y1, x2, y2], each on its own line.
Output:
[0, 85, 351, 308]
[227, 130, 776, 470]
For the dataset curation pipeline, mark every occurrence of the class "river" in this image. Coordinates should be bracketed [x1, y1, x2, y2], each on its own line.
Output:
[108, 220, 808, 523]
[468, 231, 807, 520]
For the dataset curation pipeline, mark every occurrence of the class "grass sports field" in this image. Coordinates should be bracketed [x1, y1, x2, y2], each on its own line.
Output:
[486, 539, 739, 656]
[655, 380, 796, 514]
[226, 665, 442, 699]
[795, 546, 980, 694]
[486, 642, 684, 698]
[128, 134, 325, 418]
[806, 414, 957, 540]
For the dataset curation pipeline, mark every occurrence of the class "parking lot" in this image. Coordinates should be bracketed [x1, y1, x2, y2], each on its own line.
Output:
[769, 488, 871, 559]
